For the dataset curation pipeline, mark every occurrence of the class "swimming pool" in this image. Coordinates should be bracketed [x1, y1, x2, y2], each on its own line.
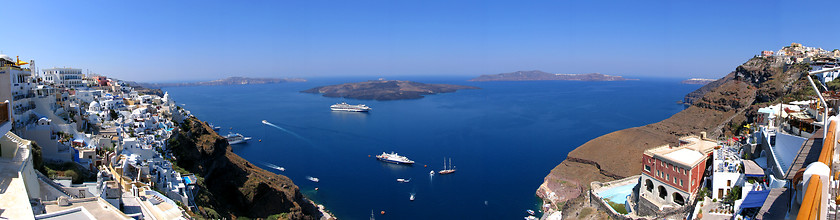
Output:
[598, 183, 636, 204]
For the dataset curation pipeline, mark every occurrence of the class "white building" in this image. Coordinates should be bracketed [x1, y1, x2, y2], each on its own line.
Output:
[17, 118, 72, 163]
[711, 146, 745, 200]
[42, 68, 84, 88]
[811, 62, 840, 85]
[0, 55, 38, 128]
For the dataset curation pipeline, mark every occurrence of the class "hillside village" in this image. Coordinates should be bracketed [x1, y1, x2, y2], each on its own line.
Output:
[0, 53, 239, 219]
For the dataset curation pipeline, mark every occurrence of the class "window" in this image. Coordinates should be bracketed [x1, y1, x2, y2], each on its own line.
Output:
[727, 180, 731, 187]
[667, 174, 670, 180]
[680, 180, 683, 186]
[645, 165, 651, 172]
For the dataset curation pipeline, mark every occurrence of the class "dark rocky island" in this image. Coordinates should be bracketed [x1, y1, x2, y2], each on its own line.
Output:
[301, 80, 479, 101]
[681, 78, 717, 85]
[137, 76, 306, 88]
[469, 70, 636, 82]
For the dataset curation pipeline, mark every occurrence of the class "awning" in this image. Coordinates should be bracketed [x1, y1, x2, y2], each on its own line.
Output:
[741, 190, 771, 208]
[744, 160, 764, 178]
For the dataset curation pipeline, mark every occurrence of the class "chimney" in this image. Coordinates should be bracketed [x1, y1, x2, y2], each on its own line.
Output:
[700, 132, 707, 140]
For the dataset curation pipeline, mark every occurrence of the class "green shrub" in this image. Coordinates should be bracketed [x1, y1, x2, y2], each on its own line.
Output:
[608, 201, 627, 214]
[64, 170, 80, 183]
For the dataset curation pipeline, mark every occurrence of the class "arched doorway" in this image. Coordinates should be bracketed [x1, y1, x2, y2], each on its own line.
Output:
[658, 186, 667, 200]
[673, 192, 685, 206]
[646, 179, 654, 192]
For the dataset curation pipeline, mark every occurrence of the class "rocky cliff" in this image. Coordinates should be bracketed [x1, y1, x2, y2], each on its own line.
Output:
[536, 56, 813, 218]
[168, 117, 321, 219]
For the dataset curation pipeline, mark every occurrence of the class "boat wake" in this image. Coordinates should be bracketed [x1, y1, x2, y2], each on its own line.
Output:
[261, 120, 314, 145]
[264, 120, 398, 149]
[263, 162, 285, 171]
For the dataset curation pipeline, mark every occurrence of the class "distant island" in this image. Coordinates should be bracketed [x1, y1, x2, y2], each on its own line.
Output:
[136, 76, 306, 88]
[681, 78, 717, 85]
[301, 80, 479, 101]
[469, 70, 636, 82]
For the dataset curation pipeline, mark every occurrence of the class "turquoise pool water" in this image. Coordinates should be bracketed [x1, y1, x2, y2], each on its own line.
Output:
[598, 183, 636, 204]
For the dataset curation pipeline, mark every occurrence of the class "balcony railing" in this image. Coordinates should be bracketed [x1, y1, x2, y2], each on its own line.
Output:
[12, 92, 35, 101]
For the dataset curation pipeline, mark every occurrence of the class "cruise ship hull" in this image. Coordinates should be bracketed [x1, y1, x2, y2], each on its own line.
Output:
[228, 138, 251, 145]
[330, 107, 370, 112]
[377, 157, 414, 165]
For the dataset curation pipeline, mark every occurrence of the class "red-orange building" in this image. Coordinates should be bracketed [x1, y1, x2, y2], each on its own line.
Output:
[638, 133, 715, 208]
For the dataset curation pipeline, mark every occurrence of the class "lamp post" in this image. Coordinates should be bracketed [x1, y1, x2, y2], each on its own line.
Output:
[806, 66, 840, 137]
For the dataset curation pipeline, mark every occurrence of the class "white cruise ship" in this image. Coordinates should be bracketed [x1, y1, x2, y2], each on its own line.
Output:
[330, 102, 372, 112]
[225, 133, 252, 144]
[375, 152, 415, 164]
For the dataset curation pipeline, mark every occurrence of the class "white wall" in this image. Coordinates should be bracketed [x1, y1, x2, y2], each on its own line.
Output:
[711, 172, 743, 199]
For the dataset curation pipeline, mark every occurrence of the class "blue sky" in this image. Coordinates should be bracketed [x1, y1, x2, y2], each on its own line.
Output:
[1, 0, 838, 82]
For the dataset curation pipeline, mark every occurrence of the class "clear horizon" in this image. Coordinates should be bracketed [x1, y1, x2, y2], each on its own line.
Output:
[1, 0, 838, 82]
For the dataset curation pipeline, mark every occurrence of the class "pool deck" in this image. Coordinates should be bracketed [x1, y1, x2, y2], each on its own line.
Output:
[590, 175, 640, 218]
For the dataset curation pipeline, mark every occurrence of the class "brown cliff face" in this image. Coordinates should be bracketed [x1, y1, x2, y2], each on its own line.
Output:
[537, 57, 812, 218]
[168, 117, 320, 219]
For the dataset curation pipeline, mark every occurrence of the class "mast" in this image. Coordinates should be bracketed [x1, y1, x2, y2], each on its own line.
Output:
[448, 158, 452, 170]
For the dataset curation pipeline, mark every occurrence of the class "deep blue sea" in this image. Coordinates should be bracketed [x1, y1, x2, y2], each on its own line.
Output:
[162, 76, 701, 220]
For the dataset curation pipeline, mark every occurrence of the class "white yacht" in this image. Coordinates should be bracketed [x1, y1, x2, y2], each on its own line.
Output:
[330, 102, 372, 112]
[307, 176, 320, 182]
[376, 152, 415, 164]
[225, 133, 252, 144]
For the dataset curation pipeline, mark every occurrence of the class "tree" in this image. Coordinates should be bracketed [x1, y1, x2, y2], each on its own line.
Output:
[723, 186, 742, 204]
[109, 109, 119, 120]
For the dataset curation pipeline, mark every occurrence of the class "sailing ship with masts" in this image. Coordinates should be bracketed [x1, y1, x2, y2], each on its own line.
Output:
[438, 157, 456, 174]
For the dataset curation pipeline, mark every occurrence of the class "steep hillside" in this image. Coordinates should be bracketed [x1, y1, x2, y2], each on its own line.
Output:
[168, 117, 321, 219]
[537, 56, 812, 218]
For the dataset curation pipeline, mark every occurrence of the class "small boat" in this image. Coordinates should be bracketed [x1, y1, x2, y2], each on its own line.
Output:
[307, 176, 320, 182]
[397, 178, 411, 183]
[524, 216, 537, 220]
[225, 133, 252, 144]
[265, 163, 286, 171]
[429, 170, 434, 176]
[409, 193, 415, 201]
[526, 209, 535, 215]
[209, 123, 221, 131]
[438, 158, 456, 175]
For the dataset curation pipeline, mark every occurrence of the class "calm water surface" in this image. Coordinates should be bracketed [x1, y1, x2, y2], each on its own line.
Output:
[163, 76, 700, 219]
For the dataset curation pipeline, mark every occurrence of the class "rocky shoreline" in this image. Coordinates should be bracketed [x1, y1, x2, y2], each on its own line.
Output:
[167, 113, 334, 219]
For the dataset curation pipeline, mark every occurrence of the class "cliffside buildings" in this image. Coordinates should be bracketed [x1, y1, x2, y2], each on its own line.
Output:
[42, 68, 84, 88]
[638, 134, 715, 212]
[0, 52, 191, 219]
